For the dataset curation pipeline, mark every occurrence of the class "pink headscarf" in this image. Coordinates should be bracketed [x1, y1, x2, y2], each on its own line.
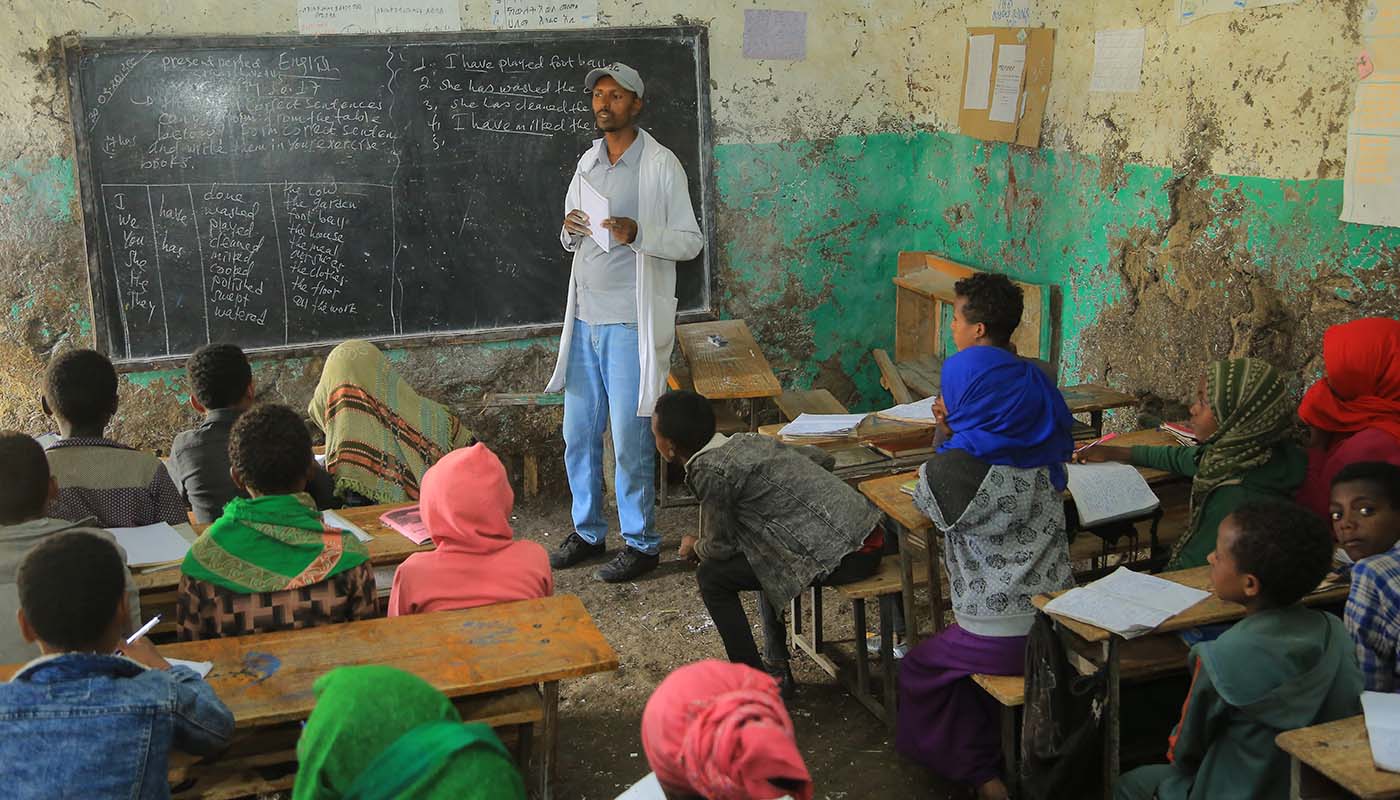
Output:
[641, 660, 813, 800]
[387, 443, 552, 616]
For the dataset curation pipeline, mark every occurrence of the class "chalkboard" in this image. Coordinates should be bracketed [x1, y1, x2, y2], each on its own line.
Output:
[63, 27, 714, 366]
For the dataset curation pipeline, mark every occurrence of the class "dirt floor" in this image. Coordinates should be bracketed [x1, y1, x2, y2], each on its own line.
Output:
[508, 498, 949, 800]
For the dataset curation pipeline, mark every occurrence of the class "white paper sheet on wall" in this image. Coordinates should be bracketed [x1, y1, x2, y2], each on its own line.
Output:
[1089, 29, 1146, 94]
[988, 44, 1026, 123]
[1342, 0, 1400, 228]
[742, 9, 808, 60]
[488, 0, 599, 30]
[298, 0, 460, 33]
[297, 0, 376, 34]
[1176, 0, 1300, 26]
[963, 34, 996, 111]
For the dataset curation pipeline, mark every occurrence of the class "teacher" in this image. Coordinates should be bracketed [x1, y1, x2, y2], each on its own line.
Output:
[544, 63, 703, 582]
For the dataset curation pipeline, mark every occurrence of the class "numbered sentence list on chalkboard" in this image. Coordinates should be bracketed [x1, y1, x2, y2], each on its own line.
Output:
[67, 29, 712, 364]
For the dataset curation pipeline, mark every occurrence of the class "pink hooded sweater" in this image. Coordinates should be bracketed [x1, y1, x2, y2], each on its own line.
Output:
[387, 443, 552, 616]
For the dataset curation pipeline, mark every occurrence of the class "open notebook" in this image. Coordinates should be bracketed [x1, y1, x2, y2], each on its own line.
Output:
[1363, 691, 1400, 773]
[1042, 567, 1210, 639]
[1065, 462, 1161, 526]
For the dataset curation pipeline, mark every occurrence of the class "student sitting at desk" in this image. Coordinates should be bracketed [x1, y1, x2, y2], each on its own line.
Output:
[309, 339, 474, 505]
[387, 443, 552, 617]
[170, 343, 338, 523]
[177, 404, 377, 640]
[0, 530, 234, 799]
[293, 665, 525, 800]
[0, 432, 140, 663]
[1297, 318, 1400, 518]
[896, 345, 1074, 800]
[1077, 358, 1305, 569]
[949, 271, 1055, 380]
[1116, 501, 1362, 800]
[1331, 462, 1400, 693]
[652, 390, 883, 695]
[40, 348, 190, 531]
[629, 659, 812, 800]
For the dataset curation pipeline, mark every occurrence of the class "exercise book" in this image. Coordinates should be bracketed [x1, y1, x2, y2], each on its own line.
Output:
[322, 510, 373, 544]
[1065, 462, 1161, 526]
[108, 523, 193, 567]
[1043, 567, 1210, 639]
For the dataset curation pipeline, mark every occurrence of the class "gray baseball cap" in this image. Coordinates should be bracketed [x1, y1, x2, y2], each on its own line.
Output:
[584, 62, 644, 98]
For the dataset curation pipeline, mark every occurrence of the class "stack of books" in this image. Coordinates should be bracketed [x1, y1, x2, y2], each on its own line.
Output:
[1159, 421, 1198, 445]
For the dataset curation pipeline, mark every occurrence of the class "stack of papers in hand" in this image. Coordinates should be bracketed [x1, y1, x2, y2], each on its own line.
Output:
[1159, 421, 1198, 445]
[778, 413, 868, 438]
[876, 396, 939, 425]
[109, 523, 194, 567]
[323, 510, 373, 543]
[1363, 691, 1400, 773]
[1065, 463, 1161, 526]
[1043, 567, 1210, 639]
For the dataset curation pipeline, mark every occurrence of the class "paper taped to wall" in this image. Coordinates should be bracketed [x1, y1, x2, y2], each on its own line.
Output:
[1342, 0, 1400, 229]
[989, 44, 1026, 123]
[1089, 29, 1146, 94]
[964, 34, 996, 111]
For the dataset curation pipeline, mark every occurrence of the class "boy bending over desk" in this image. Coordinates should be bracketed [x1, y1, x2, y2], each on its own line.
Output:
[0, 530, 233, 798]
[652, 390, 883, 696]
[896, 345, 1074, 800]
[178, 404, 377, 640]
[1331, 462, 1400, 693]
[1116, 501, 1361, 800]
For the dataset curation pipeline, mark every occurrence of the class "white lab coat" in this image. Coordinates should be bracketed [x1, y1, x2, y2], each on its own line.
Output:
[545, 129, 704, 416]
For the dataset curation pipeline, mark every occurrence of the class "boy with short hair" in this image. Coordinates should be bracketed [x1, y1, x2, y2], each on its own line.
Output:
[1115, 500, 1363, 800]
[170, 343, 337, 523]
[1331, 461, 1400, 692]
[652, 390, 883, 693]
[0, 431, 141, 662]
[0, 530, 233, 798]
[41, 348, 189, 531]
[949, 272, 1055, 380]
[179, 403, 376, 640]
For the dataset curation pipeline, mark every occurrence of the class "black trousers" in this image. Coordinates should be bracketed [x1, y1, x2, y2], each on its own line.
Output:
[695, 548, 882, 670]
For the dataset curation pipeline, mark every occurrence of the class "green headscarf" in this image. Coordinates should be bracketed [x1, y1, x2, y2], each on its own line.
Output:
[1172, 357, 1293, 565]
[182, 493, 369, 594]
[294, 665, 526, 800]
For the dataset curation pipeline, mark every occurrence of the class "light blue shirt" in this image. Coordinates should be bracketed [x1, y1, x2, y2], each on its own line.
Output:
[575, 133, 642, 325]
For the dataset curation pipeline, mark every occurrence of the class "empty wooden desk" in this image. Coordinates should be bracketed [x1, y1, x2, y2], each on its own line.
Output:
[1060, 384, 1140, 435]
[1277, 716, 1400, 799]
[675, 319, 782, 427]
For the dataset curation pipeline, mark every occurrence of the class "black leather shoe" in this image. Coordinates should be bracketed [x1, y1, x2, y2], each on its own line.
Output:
[593, 546, 660, 582]
[549, 532, 606, 569]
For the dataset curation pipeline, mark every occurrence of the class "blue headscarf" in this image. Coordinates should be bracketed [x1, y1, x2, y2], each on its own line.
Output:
[938, 346, 1075, 490]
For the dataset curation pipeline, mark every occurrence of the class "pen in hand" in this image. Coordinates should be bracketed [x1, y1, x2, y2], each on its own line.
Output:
[124, 614, 162, 645]
[1073, 432, 1120, 455]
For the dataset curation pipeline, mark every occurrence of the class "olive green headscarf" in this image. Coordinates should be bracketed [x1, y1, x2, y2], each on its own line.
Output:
[1172, 357, 1293, 566]
[294, 665, 526, 800]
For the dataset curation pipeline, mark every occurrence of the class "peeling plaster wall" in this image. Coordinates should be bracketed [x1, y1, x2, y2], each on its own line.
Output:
[0, 0, 1398, 475]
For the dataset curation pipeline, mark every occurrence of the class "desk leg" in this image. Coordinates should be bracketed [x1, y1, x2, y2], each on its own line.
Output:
[1102, 638, 1120, 800]
[1090, 410, 1104, 436]
[541, 680, 559, 800]
[1291, 755, 1349, 800]
[926, 531, 943, 635]
[894, 523, 920, 645]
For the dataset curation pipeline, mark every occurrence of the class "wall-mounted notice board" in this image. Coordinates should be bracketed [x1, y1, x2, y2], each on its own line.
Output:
[958, 27, 1055, 147]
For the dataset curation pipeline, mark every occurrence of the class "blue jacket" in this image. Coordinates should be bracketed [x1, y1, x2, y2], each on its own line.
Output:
[0, 653, 234, 799]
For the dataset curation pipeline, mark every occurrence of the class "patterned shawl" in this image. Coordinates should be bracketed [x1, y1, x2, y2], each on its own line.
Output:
[1174, 357, 1293, 564]
[308, 340, 474, 504]
[182, 493, 369, 593]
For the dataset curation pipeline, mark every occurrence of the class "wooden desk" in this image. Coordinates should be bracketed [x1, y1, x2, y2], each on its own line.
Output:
[1, 595, 617, 799]
[1277, 716, 1400, 799]
[859, 472, 937, 646]
[1033, 567, 1352, 796]
[1060, 384, 1139, 434]
[676, 319, 782, 405]
[135, 503, 429, 635]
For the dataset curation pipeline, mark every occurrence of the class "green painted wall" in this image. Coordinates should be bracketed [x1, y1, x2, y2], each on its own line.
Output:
[715, 130, 1400, 416]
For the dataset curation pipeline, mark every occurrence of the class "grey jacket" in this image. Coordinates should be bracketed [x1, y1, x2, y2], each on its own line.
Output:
[686, 433, 881, 606]
[914, 450, 1072, 637]
[1, 518, 142, 663]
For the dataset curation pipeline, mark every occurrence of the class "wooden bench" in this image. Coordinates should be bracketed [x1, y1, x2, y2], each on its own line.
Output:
[790, 555, 928, 729]
[972, 634, 1191, 793]
[169, 686, 545, 799]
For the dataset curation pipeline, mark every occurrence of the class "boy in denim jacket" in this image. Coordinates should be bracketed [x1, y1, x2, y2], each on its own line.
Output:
[0, 530, 234, 798]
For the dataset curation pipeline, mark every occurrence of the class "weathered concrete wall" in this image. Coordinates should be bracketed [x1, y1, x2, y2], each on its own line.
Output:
[1, 0, 1398, 474]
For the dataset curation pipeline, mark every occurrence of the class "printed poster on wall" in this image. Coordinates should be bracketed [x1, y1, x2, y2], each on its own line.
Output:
[1342, 0, 1400, 228]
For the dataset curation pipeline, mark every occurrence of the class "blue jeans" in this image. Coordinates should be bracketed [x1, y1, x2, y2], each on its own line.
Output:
[563, 319, 658, 554]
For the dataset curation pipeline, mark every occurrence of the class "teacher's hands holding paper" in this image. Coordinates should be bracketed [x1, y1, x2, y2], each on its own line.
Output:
[563, 209, 592, 238]
[601, 216, 638, 245]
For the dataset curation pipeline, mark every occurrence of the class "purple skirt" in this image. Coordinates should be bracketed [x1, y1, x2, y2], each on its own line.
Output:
[895, 623, 1027, 786]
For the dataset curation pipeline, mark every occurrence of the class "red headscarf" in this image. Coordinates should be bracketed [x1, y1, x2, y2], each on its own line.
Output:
[1299, 318, 1400, 443]
[641, 660, 812, 800]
